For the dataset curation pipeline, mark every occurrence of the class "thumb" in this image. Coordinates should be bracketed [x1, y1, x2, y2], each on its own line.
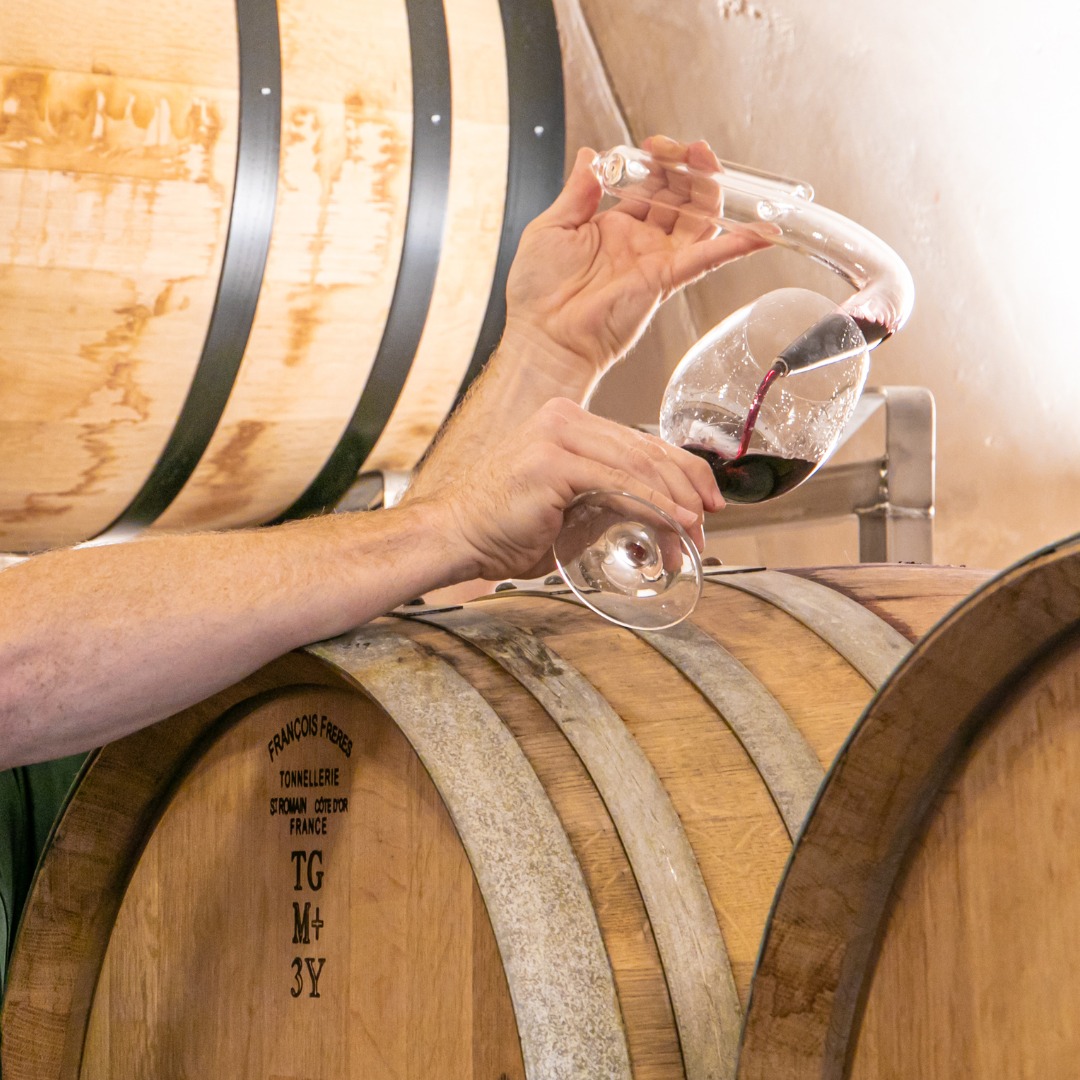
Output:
[534, 146, 602, 229]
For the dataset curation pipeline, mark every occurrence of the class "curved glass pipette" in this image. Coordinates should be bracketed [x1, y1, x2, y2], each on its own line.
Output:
[593, 145, 915, 370]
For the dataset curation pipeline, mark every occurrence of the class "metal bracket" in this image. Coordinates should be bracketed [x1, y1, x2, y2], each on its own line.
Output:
[334, 470, 413, 512]
[392, 564, 768, 616]
[701, 386, 935, 563]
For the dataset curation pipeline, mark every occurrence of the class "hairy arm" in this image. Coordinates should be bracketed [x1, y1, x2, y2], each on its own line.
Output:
[1, 137, 753, 768]
[0, 501, 464, 768]
[0, 401, 719, 769]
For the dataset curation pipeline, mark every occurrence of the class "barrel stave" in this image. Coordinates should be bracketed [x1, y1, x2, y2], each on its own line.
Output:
[396, 615, 685, 1079]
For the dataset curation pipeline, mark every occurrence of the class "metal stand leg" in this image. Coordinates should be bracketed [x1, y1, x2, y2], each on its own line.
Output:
[854, 387, 935, 563]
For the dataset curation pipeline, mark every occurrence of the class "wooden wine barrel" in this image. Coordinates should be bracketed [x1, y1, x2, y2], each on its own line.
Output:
[0, 0, 563, 553]
[0, 563, 986, 1080]
[738, 533, 1080, 1079]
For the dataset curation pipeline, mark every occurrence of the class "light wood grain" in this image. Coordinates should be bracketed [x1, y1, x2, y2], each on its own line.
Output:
[74, 682, 522, 1080]
[543, 592, 859, 1005]
[394, 614, 685, 1079]
[2, 564, 985, 1079]
[416, 607, 743, 1080]
[0, 12, 238, 549]
[791, 564, 991, 640]
[737, 537, 1080, 1080]
[850, 639, 1080, 1080]
[156, 0, 416, 530]
[366, 0, 510, 472]
[0, 0, 513, 549]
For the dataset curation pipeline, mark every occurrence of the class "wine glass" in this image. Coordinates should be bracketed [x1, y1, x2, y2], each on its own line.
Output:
[553, 288, 870, 631]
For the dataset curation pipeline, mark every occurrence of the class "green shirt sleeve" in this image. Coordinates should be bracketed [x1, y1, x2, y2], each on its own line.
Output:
[0, 767, 23, 1004]
[0, 754, 89, 1004]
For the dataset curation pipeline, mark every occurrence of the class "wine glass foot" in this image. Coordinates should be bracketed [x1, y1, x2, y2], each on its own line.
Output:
[552, 490, 702, 632]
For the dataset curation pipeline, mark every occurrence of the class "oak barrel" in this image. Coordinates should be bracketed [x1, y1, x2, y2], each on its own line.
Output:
[0, 0, 563, 553]
[0, 564, 986, 1080]
[738, 533, 1080, 1080]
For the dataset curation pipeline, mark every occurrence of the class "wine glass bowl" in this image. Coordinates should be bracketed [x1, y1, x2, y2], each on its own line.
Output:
[553, 289, 870, 631]
[660, 288, 870, 503]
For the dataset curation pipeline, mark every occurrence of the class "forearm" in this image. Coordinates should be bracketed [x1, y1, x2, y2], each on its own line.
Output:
[0, 503, 469, 768]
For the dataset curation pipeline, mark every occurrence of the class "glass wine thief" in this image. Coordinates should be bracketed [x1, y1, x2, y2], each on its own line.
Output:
[592, 144, 915, 360]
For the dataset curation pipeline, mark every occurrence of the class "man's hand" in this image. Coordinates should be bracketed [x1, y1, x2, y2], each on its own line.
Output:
[422, 398, 723, 583]
[407, 136, 768, 507]
[501, 136, 769, 385]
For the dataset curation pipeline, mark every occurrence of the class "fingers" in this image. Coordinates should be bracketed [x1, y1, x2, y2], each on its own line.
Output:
[546, 445, 704, 536]
[637, 135, 697, 234]
[442, 399, 722, 582]
[604, 135, 733, 248]
[536, 400, 723, 526]
[629, 136, 715, 239]
[676, 140, 723, 243]
[532, 146, 603, 230]
[685, 139, 721, 173]
[668, 227, 771, 290]
[605, 428, 722, 522]
[605, 136, 687, 231]
[607, 137, 670, 223]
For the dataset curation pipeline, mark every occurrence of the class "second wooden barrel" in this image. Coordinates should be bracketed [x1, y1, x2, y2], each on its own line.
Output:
[738, 534, 1080, 1079]
[0, 0, 563, 552]
[0, 563, 985, 1080]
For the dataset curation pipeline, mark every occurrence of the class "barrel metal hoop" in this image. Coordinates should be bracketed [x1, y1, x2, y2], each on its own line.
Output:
[452, 0, 566, 404]
[638, 620, 825, 840]
[311, 630, 633, 1080]
[708, 570, 913, 688]
[277, 0, 454, 520]
[464, 588, 825, 839]
[407, 607, 742, 1080]
[92, 0, 282, 540]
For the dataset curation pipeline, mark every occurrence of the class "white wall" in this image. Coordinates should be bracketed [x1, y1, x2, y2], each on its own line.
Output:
[571, 0, 1080, 570]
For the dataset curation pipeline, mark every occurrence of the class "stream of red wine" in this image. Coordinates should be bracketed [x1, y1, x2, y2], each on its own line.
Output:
[683, 363, 815, 503]
[738, 364, 780, 457]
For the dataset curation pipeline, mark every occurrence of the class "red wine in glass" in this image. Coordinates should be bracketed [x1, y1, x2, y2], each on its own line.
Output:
[682, 444, 816, 503]
[683, 363, 815, 503]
